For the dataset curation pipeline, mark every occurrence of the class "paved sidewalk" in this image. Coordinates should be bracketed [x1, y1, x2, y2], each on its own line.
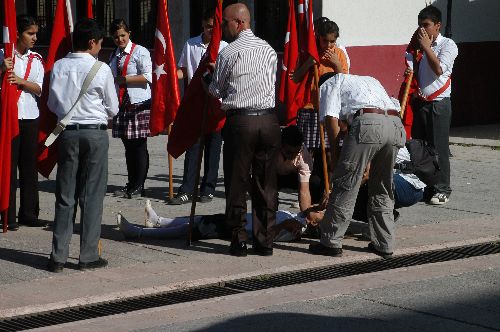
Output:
[0, 125, 499, 322]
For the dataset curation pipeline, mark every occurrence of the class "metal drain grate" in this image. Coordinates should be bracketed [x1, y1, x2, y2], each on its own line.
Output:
[1, 241, 499, 331]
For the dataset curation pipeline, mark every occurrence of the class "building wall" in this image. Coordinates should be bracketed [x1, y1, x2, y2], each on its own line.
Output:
[322, 0, 500, 126]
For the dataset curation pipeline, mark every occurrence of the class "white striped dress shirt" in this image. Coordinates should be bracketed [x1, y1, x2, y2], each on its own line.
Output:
[319, 73, 400, 124]
[209, 29, 277, 111]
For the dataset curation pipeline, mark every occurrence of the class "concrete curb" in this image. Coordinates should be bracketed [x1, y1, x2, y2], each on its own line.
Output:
[1, 235, 498, 319]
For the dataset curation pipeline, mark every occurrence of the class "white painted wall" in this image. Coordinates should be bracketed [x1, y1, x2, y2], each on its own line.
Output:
[322, 0, 500, 46]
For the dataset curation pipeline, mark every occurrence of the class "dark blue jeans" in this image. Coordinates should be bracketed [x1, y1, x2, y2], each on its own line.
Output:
[393, 173, 424, 209]
[178, 131, 222, 196]
[353, 173, 423, 222]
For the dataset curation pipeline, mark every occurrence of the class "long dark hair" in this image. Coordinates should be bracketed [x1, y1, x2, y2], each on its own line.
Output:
[17, 15, 38, 34]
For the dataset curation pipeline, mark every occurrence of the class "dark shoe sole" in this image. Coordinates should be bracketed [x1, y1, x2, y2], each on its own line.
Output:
[47, 260, 64, 273]
[229, 250, 248, 257]
[19, 221, 48, 227]
[368, 243, 393, 259]
[78, 258, 108, 270]
[309, 243, 343, 257]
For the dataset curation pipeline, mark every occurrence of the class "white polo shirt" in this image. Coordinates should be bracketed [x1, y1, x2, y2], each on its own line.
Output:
[109, 40, 152, 104]
[0, 48, 44, 119]
[178, 34, 228, 83]
[48, 52, 118, 125]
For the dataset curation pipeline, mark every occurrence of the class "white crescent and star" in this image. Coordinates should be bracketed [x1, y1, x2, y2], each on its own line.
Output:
[154, 28, 167, 78]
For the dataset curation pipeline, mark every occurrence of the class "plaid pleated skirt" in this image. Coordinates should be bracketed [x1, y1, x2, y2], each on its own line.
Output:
[112, 102, 151, 139]
[296, 108, 330, 149]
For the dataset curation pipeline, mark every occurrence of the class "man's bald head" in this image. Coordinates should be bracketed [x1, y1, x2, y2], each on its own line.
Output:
[222, 3, 251, 41]
[224, 3, 251, 29]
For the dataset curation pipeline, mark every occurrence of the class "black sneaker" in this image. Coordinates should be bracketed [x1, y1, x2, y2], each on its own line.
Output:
[127, 185, 146, 199]
[308, 242, 343, 257]
[78, 257, 108, 270]
[367, 243, 393, 259]
[229, 241, 248, 257]
[199, 193, 214, 203]
[47, 258, 65, 273]
[18, 219, 47, 227]
[114, 184, 129, 197]
[253, 243, 273, 256]
[7, 223, 19, 231]
[168, 192, 191, 205]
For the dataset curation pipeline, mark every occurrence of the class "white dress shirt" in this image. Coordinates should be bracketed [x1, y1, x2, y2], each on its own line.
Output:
[406, 34, 458, 101]
[0, 48, 44, 119]
[320, 73, 400, 124]
[178, 34, 228, 83]
[109, 40, 152, 104]
[48, 52, 119, 125]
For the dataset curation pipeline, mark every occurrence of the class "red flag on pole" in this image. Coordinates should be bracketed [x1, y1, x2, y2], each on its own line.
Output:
[87, 0, 94, 19]
[0, 0, 19, 215]
[149, 0, 181, 136]
[296, 0, 320, 108]
[398, 29, 421, 139]
[167, 0, 225, 159]
[36, 0, 73, 178]
[279, 0, 300, 125]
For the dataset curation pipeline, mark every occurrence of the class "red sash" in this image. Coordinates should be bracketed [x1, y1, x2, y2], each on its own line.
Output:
[420, 77, 452, 101]
[15, 53, 43, 101]
[118, 43, 136, 104]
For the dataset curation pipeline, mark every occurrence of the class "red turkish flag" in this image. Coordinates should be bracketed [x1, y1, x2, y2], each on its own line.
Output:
[0, 0, 19, 214]
[279, 0, 300, 125]
[87, 0, 94, 19]
[167, 0, 225, 159]
[398, 29, 422, 140]
[149, 0, 181, 136]
[296, 0, 319, 108]
[36, 0, 74, 178]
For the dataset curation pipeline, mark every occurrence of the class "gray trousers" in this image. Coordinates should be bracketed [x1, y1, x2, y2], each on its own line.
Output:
[320, 113, 405, 253]
[51, 129, 109, 264]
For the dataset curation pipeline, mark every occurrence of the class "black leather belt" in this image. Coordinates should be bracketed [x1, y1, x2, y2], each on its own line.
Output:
[354, 108, 400, 119]
[226, 108, 274, 117]
[65, 124, 108, 130]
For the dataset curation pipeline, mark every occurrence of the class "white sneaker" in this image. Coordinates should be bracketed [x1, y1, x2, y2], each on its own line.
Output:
[429, 193, 449, 205]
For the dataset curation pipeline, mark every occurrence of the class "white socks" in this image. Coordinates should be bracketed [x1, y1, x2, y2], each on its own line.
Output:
[145, 200, 174, 228]
[145, 199, 161, 227]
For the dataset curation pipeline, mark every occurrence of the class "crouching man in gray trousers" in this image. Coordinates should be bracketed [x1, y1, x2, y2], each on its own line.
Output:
[309, 73, 405, 259]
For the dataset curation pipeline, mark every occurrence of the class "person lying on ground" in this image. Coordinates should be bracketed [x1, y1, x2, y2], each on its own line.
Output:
[117, 200, 309, 243]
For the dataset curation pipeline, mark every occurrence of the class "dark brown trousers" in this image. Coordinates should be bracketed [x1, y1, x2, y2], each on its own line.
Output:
[222, 112, 280, 249]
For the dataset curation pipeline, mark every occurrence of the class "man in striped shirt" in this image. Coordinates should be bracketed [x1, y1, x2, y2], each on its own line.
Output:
[207, 3, 279, 257]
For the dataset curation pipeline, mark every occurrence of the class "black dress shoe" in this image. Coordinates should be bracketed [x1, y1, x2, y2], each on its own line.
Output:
[229, 241, 248, 257]
[253, 243, 273, 256]
[367, 243, 393, 259]
[309, 242, 343, 257]
[47, 258, 65, 273]
[18, 219, 47, 227]
[78, 257, 108, 270]
[7, 224, 19, 231]
[127, 185, 146, 199]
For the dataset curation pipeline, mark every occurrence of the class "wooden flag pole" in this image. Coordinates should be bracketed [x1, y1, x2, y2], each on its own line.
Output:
[167, 124, 174, 200]
[400, 70, 414, 120]
[187, 95, 209, 246]
[313, 65, 330, 193]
